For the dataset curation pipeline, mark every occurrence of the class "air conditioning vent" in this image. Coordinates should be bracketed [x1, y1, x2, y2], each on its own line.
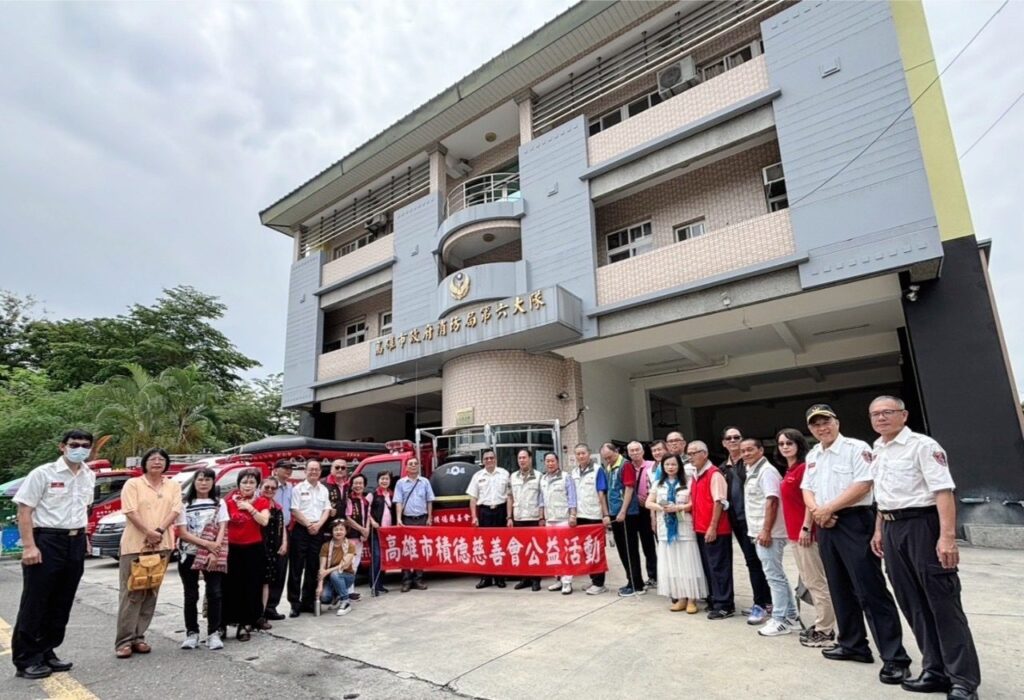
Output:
[364, 213, 388, 232]
[657, 56, 698, 99]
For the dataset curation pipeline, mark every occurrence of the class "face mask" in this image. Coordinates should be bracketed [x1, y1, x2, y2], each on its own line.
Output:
[66, 447, 91, 463]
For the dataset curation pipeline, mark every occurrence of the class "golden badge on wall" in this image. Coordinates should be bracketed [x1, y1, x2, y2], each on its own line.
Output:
[449, 271, 471, 300]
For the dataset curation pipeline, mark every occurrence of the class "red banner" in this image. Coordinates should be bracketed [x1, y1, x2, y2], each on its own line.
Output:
[378, 525, 608, 576]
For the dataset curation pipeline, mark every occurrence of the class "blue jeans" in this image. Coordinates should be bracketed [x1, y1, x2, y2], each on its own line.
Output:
[755, 538, 797, 621]
[320, 571, 355, 604]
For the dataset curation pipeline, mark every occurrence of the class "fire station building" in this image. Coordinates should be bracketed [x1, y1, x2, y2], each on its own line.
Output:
[260, 0, 1024, 532]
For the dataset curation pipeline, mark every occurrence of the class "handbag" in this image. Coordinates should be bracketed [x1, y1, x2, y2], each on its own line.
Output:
[128, 546, 169, 591]
[191, 521, 229, 573]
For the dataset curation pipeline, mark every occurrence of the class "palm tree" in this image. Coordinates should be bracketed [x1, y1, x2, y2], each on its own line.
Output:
[157, 365, 218, 453]
[92, 364, 164, 463]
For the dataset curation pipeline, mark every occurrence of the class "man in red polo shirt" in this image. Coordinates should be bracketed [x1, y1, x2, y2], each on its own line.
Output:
[689, 440, 734, 619]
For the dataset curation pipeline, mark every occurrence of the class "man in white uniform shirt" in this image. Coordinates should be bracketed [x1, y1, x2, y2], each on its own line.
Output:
[12, 429, 97, 680]
[869, 396, 980, 700]
[468, 449, 510, 589]
[801, 404, 911, 685]
[288, 460, 331, 617]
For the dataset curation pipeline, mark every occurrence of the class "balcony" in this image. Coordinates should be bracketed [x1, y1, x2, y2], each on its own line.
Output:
[436, 261, 528, 318]
[317, 343, 371, 382]
[438, 172, 525, 267]
[587, 55, 771, 166]
[321, 234, 394, 288]
[595, 209, 795, 307]
[445, 172, 521, 218]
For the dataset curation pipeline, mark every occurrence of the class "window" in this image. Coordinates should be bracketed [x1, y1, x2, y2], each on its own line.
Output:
[588, 89, 663, 136]
[762, 162, 789, 212]
[378, 310, 392, 337]
[323, 339, 342, 353]
[674, 218, 707, 242]
[700, 40, 762, 82]
[332, 231, 380, 260]
[344, 318, 367, 347]
[606, 222, 653, 264]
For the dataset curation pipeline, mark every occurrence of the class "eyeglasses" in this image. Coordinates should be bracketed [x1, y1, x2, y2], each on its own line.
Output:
[777, 440, 795, 446]
[723, 435, 742, 441]
[869, 409, 905, 419]
[686, 450, 706, 455]
[262, 486, 278, 492]
[66, 442, 92, 449]
[333, 466, 348, 471]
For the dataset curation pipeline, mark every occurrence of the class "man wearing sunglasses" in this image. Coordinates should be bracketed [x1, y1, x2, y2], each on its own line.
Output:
[720, 426, 772, 625]
[12, 429, 97, 680]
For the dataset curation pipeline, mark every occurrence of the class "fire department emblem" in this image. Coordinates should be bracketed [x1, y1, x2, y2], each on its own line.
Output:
[933, 451, 948, 467]
[449, 271, 470, 300]
[862, 450, 875, 463]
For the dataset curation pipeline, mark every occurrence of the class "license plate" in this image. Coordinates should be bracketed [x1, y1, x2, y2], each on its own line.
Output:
[91, 547, 101, 557]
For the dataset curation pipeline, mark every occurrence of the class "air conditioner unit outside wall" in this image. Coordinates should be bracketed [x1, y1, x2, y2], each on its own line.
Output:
[657, 55, 698, 99]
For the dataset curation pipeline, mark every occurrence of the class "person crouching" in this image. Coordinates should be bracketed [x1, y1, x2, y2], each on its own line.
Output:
[318, 520, 357, 616]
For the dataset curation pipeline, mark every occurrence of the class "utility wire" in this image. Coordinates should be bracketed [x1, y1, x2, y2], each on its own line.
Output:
[790, 0, 1009, 207]
[958, 88, 1024, 160]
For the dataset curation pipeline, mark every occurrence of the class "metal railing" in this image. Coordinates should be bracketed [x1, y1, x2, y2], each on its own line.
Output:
[445, 172, 521, 219]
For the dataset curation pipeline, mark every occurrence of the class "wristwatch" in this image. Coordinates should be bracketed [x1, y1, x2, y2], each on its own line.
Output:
[801, 526, 811, 533]
[155, 527, 165, 534]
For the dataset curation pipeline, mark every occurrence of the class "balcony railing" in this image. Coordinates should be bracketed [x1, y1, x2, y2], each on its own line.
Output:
[445, 172, 521, 218]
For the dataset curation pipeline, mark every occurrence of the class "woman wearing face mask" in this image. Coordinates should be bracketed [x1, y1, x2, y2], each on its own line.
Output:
[776, 428, 836, 649]
[221, 469, 271, 641]
[176, 468, 228, 651]
[367, 472, 395, 596]
[258, 476, 287, 631]
[116, 448, 182, 658]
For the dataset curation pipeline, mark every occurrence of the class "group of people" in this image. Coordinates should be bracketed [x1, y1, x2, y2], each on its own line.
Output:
[9, 395, 981, 698]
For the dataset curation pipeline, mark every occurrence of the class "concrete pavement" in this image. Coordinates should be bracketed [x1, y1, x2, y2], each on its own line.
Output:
[2, 540, 1021, 699]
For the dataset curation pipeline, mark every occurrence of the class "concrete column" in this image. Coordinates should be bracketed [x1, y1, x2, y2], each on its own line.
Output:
[427, 143, 448, 195]
[514, 90, 536, 144]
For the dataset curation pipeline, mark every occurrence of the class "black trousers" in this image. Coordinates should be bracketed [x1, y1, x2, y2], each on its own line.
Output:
[12, 530, 85, 670]
[637, 509, 658, 580]
[611, 514, 644, 590]
[730, 516, 772, 608]
[223, 543, 266, 628]
[513, 519, 540, 583]
[697, 532, 734, 612]
[577, 517, 606, 587]
[884, 511, 981, 690]
[478, 505, 507, 584]
[265, 551, 289, 614]
[401, 514, 428, 584]
[818, 508, 910, 663]
[287, 528, 321, 611]
[178, 555, 223, 635]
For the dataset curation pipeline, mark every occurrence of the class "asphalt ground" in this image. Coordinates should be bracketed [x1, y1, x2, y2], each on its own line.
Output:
[1, 539, 1021, 699]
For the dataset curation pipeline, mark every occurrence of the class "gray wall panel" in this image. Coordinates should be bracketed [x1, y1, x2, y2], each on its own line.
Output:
[518, 116, 598, 337]
[282, 252, 325, 408]
[762, 0, 943, 288]
[391, 193, 442, 330]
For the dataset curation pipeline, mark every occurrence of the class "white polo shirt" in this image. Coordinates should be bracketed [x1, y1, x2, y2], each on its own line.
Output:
[801, 434, 874, 507]
[872, 427, 956, 511]
[14, 457, 96, 529]
[466, 467, 510, 507]
[743, 458, 787, 539]
[291, 480, 331, 523]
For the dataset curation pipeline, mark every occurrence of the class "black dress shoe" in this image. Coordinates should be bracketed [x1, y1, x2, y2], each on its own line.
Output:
[495, 579, 506, 589]
[475, 579, 493, 589]
[879, 662, 911, 685]
[531, 580, 541, 592]
[16, 664, 52, 679]
[288, 608, 300, 618]
[902, 671, 952, 694]
[947, 686, 978, 700]
[374, 586, 390, 594]
[44, 657, 73, 672]
[514, 580, 532, 590]
[411, 581, 428, 591]
[265, 609, 286, 621]
[822, 647, 875, 663]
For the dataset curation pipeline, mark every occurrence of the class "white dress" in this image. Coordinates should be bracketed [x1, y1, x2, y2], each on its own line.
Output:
[654, 481, 707, 601]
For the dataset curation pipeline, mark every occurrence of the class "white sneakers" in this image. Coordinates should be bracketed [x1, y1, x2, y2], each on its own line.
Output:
[757, 619, 792, 637]
[336, 602, 352, 616]
[584, 584, 608, 595]
[548, 582, 563, 592]
[207, 632, 224, 650]
[180, 633, 199, 650]
[561, 582, 573, 595]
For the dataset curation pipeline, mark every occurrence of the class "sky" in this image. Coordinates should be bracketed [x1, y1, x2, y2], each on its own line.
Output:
[0, 1, 1021, 389]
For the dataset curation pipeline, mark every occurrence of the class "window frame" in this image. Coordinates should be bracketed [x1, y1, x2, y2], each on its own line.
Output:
[673, 218, 707, 243]
[344, 317, 367, 347]
[588, 89, 664, 136]
[378, 310, 392, 337]
[699, 39, 763, 82]
[762, 162, 789, 212]
[332, 231, 382, 260]
[605, 221, 653, 264]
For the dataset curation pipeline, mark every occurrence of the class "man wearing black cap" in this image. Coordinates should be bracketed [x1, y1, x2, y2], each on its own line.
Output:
[801, 403, 911, 685]
[869, 396, 980, 700]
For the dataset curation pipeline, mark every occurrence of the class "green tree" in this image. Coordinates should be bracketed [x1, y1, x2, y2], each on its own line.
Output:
[91, 364, 166, 463]
[157, 365, 219, 453]
[0, 290, 37, 369]
[216, 373, 298, 447]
